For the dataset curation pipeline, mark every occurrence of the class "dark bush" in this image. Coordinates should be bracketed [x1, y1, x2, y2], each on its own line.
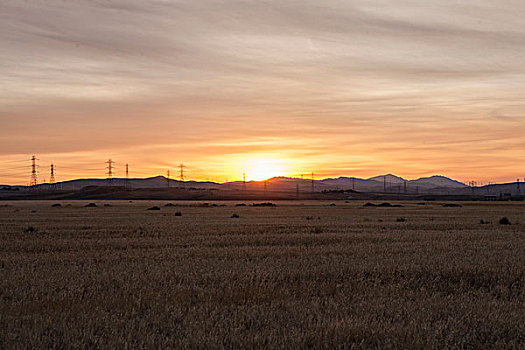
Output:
[235, 203, 247, 207]
[311, 227, 323, 234]
[443, 203, 462, 207]
[174, 211, 182, 216]
[51, 203, 61, 207]
[377, 203, 394, 207]
[147, 206, 161, 211]
[329, 203, 336, 206]
[231, 213, 239, 218]
[252, 202, 276, 207]
[396, 217, 406, 222]
[499, 217, 511, 225]
[164, 203, 176, 207]
[84, 203, 97, 207]
[24, 226, 36, 233]
[363, 203, 376, 207]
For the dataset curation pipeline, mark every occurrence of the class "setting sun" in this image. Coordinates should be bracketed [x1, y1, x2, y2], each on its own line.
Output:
[244, 158, 287, 181]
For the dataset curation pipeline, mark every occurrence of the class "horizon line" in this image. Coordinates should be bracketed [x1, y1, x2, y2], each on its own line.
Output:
[4, 173, 524, 188]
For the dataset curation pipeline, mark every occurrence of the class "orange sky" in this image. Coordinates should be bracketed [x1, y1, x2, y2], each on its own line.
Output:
[1, 0, 525, 185]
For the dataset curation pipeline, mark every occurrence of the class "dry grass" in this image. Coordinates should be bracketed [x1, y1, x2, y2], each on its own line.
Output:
[0, 200, 524, 348]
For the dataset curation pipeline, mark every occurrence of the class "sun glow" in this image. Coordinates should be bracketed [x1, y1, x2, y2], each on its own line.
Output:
[244, 158, 287, 181]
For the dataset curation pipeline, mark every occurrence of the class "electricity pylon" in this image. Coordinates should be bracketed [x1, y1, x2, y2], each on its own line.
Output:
[29, 155, 38, 186]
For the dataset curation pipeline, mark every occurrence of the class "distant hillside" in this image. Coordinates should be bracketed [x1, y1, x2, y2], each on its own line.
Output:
[1, 175, 524, 200]
[409, 175, 467, 189]
[7, 176, 221, 191]
[1, 173, 502, 197]
[368, 174, 406, 184]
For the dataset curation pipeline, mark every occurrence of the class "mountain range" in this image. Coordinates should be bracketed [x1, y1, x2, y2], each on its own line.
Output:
[2, 174, 467, 193]
[2, 174, 524, 199]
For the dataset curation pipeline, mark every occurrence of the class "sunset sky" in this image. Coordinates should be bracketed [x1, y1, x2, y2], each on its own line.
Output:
[1, 0, 525, 184]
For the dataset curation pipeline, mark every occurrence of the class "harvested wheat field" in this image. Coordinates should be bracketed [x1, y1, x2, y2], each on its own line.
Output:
[0, 200, 524, 348]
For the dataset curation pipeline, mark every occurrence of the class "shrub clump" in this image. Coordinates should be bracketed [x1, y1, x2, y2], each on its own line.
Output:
[84, 203, 97, 207]
[164, 203, 176, 207]
[51, 203, 61, 207]
[235, 203, 247, 207]
[443, 203, 462, 207]
[174, 211, 182, 216]
[231, 213, 240, 218]
[377, 203, 394, 207]
[499, 217, 511, 225]
[24, 226, 36, 233]
[147, 206, 161, 211]
[200, 203, 219, 207]
[364, 202, 402, 208]
[252, 202, 276, 207]
[396, 217, 406, 222]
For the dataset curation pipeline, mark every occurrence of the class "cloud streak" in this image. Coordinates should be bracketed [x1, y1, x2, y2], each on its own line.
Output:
[1, 0, 525, 184]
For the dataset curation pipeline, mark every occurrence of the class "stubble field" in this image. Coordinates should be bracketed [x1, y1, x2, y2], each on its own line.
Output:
[0, 200, 524, 348]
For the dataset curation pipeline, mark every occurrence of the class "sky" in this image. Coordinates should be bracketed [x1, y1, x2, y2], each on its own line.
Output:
[1, 0, 525, 184]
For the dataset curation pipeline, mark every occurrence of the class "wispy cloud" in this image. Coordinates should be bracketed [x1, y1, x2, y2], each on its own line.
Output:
[1, 0, 524, 183]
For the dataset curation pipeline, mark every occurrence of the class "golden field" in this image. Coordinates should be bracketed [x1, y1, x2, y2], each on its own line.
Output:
[0, 200, 524, 348]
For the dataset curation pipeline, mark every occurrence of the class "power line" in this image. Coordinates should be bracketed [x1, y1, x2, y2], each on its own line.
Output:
[0, 159, 29, 164]
[0, 172, 29, 177]
[1, 165, 31, 170]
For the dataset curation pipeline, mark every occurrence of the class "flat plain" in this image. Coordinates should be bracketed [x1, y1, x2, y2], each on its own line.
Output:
[0, 200, 524, 348]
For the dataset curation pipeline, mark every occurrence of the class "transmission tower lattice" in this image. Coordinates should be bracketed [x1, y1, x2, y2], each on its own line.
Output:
[179, 163, 185, 181]
[105, 159, 115, 178]
[125, 164, 129, 188]
[30, 155, 38, 186]
[50, 164, 55, 184]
